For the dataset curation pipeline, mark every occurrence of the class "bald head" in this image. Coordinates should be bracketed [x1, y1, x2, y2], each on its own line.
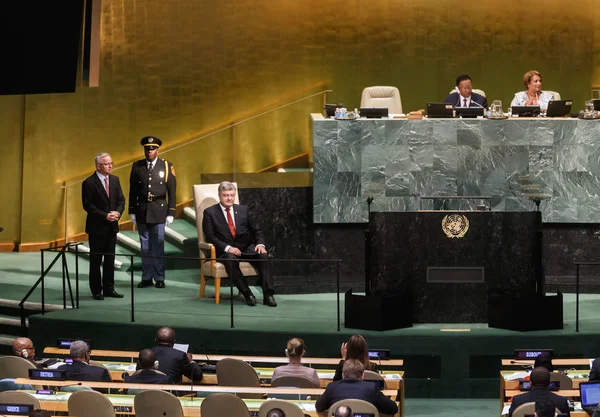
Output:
[12, 337, 35, 358]
[530, 366, 551, 387]
[156, 327, 176, 346]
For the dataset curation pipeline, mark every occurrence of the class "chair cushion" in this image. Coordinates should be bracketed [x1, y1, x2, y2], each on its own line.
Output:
[202, 261, 258, 278]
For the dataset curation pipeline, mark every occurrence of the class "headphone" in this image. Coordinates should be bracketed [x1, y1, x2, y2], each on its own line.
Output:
[21, 349, 29, 359]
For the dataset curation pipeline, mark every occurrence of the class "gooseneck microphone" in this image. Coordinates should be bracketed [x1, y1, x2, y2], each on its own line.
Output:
[470, 100, 484, 108]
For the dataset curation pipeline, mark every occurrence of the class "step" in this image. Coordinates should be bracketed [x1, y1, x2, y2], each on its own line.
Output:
[0, 333, 16, 355]
[184, 207, 196, 222]
[69, 244, 123, 269]
[166, 220, 198, 249]
[0, 299, 68, 317]
[0, 314, 27, 336]
[117, 231, 197, 272]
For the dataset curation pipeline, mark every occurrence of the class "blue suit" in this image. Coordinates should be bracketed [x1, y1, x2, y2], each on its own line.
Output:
[444, 91, 488, 109]
[315, 377, 398, 415]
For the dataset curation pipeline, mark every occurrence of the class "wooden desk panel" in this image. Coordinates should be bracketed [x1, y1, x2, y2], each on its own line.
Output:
[501, 359, 592, 367]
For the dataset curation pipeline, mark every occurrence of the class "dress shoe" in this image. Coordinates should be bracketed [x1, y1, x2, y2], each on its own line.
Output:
[263, 295, 277, 307]
[137, 280, 153, 288]
[93, 294, 104, 300]
[245, 294, 257, 306]
[155, 281, 165, 288]
[104, 290, 124, 298]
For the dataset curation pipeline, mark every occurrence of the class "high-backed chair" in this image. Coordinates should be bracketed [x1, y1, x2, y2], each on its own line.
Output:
[550, 371, 573, 389]
[0, 391, 40, 409]
[201, 393, 250, 417]
[545, 91, 561, 100]
[134, 390, 184, 417]
[0, 378, 33, 392]
[258, 399, 306, 417]
[68, 390, 115, 417]
[193, 183, 259, 304]
[360, 86, 403, 114]
[511, 402, 535, 417]
[216, 358, 261, 398]
[448, 88, 487, 97]
[271, 375, 320, 388]
[89, 360, 113, 381]
[364, 370, 387, 389]
[0, 356, 37, 379]
[328, 399, 379, 417]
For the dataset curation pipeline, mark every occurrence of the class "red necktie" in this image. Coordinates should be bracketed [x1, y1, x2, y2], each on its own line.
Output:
[226, 208, 236, 238]
[104, 177, 109, 197]
[463, 98, 467, 107]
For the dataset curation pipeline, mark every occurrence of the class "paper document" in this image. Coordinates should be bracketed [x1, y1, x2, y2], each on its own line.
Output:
[298, 402, 316, 411]
[318, 372, 335, 379]
[382, 373, 402, 380]
[505, 371, 530, 381]
[173, 343, 189, 353]
[590, 359, 595, 369]
[48, 361, 64, 370]
[502, 405, 510, 416]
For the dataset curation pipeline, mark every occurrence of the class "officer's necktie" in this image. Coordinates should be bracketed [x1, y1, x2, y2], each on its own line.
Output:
[104, 177, 109, 197]
[226, 208, 236, 238]
[148, 161, 154, 174]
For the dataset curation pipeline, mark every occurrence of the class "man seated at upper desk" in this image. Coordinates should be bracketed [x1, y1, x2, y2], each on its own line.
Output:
[152, 327, 203, 385]
[56, 340, 111, 382]
[508, 367, 570, 417]
[12, 337, 44, 369]
[444, 74, 488, 109]
[315, 359, 398, 415]
[123, 348, 169, 385]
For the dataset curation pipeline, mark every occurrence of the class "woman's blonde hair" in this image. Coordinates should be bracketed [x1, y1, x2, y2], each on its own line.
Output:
[523, 70, 542, 89]
[286, 337, 305, 357]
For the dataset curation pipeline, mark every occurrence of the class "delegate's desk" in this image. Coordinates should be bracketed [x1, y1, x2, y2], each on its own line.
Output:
[502, 402, 587, 417]
[501, 359, 593, 367]
[43, 347, 404, 367]
[500, 370, 588, 410]
[312, 114, 600, 225]
[15, 381, 400, 417]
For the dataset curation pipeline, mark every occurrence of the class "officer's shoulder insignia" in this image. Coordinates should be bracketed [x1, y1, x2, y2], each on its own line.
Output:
[170, 165, 176, 176]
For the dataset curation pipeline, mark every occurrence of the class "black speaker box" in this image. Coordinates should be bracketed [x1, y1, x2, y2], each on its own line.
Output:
[488, 291, 563, 331]
[344, 289, 413, 331]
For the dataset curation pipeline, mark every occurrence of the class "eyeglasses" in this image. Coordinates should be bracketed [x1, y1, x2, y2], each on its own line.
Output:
[98, 162, 113, 166]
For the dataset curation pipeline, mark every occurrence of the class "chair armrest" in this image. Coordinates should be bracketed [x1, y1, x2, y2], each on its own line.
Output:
[198, 242, 217, 267]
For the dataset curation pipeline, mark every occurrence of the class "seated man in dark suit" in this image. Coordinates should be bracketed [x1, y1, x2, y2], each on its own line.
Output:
[57, 340, 111, 382]
[202, 181, 276, 307]
[12, 337, 44, 369]
[123, 348, 169, 384]
[152, 327, 203, 385]
[508, 367, 570, 417]
[444, 74, 488, 109]
[590, 358, 600, 381]
[536, 397, 558, 417]
[315, 359, 398, 415]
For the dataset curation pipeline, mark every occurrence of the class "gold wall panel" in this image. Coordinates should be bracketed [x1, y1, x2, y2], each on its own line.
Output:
[6, 0, 599, 244]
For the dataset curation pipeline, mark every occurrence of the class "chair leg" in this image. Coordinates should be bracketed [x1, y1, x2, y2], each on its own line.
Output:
[214, 278, 221, 304]
[200, 274, 206, 299]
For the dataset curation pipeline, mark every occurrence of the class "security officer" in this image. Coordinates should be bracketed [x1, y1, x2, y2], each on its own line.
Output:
[129, 136, 177, 288]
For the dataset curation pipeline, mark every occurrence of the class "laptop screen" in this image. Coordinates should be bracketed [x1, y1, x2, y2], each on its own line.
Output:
[580, 381, 600, 407]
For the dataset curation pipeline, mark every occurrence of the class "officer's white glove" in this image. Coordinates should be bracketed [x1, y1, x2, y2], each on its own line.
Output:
[166, 216, 174, 225]
[130, 214, 136, 225]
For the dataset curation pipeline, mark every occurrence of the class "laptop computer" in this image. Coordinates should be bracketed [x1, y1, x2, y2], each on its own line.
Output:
[511, 106, 540, 117]
[360, 107, 388, 118]
[426, 102, 453, 118]
[455, 107, 484, 118]
[580, 381, 600, 407]
[546, 100, 573, 117]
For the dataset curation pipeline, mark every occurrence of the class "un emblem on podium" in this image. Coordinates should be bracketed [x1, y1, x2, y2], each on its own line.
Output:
[441, 214, 469, 238]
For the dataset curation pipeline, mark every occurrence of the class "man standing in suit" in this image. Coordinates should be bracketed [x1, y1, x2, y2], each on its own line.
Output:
[82, 153, 125, 300]
[202, 181, 276, 307]
[508, 367, 571, 417]
[129, 137, 177, 289]
[152, 327, 203, 385]
[315, 359, 398, 415]
[57, 340, 111, 382]
[444, 74, 488, 109]
[123, 349, 169, 385]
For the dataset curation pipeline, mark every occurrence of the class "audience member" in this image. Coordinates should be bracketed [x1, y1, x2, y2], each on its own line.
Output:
[508, 367, 570, 417]
[29, 410, 52, 417]
[534, 353, 553, 372]
[12, 337, 43, 369]
[315, 359, 398, 415]
[333, 334, 378, 381]
[535, 397, 557, 417]
[271, 337, 320, 387]
[56, 340, 111, 382]
[152, 327, 203, 384]
[123, 349, 169, 384]
[590, 358, 600, 381]
[334, 405, 353, 417]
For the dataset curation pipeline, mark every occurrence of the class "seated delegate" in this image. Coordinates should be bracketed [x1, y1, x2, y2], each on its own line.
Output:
[272, 337, 320, 387]
[510, 70, 555, 111]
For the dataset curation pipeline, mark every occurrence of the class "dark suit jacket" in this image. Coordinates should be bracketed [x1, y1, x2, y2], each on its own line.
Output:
[82, 173, 125, 235]
[590, 358, 600, 381]
[315, 377, 398, 415]
[444, 91, 488, 109]
[152, 345, 203, 384]
[128, 158, 177, 224]
[57, 361, 111, 382]
[202, 203, 265, 256]
[123, 369, 169, 384]
[508, 388, 571, 417]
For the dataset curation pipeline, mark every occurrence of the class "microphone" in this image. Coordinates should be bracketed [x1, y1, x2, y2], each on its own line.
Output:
[470, 100, 484, 108]
[510, 360, 534, 368]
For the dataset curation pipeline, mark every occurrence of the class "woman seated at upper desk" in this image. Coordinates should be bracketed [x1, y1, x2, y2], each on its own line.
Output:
[510, 70, 555, 111]
[271, 337, 320, 387]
